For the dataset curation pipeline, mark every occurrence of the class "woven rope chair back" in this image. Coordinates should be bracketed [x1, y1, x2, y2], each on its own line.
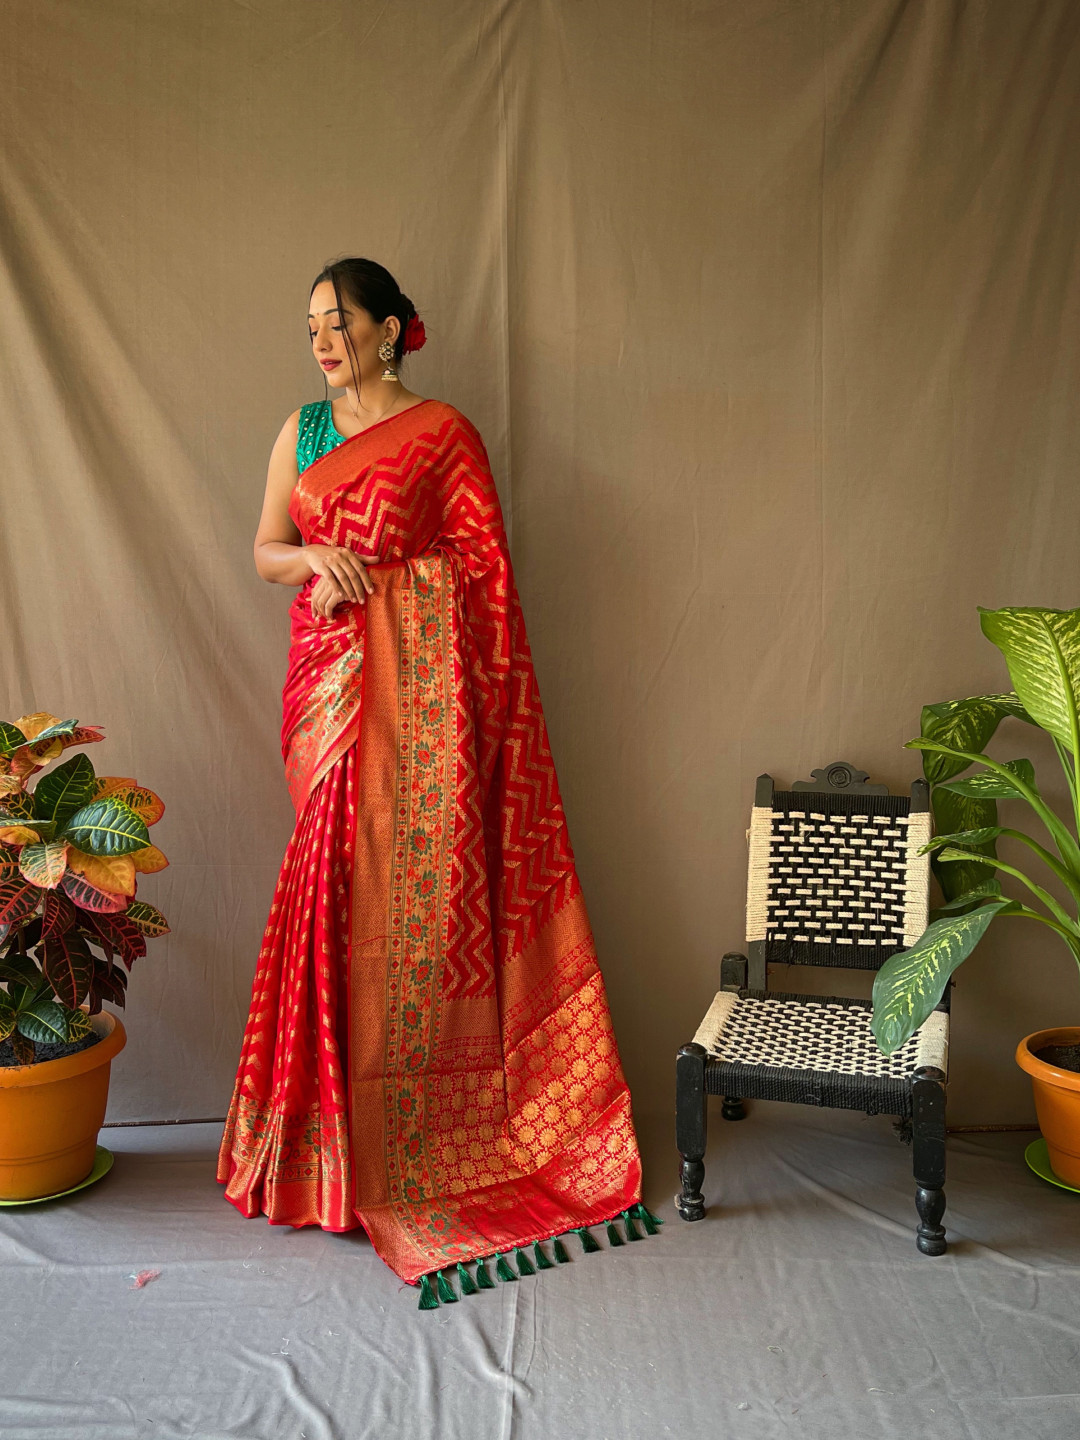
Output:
[745, 778, 931, 971]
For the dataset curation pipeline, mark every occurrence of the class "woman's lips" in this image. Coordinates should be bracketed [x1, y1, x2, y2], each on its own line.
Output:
[321, 360, 341, 370]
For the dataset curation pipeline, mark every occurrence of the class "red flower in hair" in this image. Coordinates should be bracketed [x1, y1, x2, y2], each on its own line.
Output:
[402, 314, 427, 353]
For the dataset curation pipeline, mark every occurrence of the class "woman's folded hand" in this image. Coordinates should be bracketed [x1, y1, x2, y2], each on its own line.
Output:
[303, 543, 380, 609]
[310, 573, 351, 620]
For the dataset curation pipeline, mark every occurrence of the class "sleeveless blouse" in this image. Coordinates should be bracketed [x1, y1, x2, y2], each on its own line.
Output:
[296, 399, 346, 475]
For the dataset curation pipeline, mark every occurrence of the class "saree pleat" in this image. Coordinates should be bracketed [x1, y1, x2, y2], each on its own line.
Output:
[218, 399, 645, 1289]
[216, 746, 358, 1232]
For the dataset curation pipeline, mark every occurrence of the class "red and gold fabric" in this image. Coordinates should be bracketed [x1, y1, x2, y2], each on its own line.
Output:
[216, 400, 649, 1298]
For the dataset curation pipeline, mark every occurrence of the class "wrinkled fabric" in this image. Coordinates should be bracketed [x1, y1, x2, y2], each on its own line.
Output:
[4, 1, 1080, 1132]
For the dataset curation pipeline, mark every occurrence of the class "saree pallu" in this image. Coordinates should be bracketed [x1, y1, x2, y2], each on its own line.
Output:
[216, 399, 645, 1290]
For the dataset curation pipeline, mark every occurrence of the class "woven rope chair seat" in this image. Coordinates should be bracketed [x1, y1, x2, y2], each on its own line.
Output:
[692, 989, 948, 1114]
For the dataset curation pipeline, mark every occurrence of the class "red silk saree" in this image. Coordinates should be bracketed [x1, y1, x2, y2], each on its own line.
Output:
[216, 400, 653, 1304]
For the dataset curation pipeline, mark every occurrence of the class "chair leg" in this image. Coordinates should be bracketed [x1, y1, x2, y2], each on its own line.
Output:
[721, 1096, 746, 1121]
[911, 1065, 947, 1256]
[675, 1042, 708, 1221]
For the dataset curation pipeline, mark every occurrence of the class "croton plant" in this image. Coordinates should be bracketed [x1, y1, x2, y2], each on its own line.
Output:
[0, 713, 169, 1063]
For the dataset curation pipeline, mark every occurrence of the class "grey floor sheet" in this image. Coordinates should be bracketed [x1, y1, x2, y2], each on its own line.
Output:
[0, 1102, 1077, 1440]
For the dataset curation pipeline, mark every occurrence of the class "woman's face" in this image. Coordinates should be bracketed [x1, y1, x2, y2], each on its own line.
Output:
[307, 280, 400, 387]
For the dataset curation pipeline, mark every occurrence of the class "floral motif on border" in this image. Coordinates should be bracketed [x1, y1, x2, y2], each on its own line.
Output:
[221, 1087, 350, 1184]
[380, 554, 478, 1261]
[283, 640, 365, 812]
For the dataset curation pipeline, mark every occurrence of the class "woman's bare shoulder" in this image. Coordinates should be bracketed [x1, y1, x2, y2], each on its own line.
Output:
[277, 407, 303, 441]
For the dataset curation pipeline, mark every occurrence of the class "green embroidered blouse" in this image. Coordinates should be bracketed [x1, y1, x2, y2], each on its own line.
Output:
[296, 399, 346, 475]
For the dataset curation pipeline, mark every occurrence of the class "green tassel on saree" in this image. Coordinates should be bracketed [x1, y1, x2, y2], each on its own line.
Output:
[514, 1245, 535, 1276]
[533, 1240, 555, 1270]
[475, 1256, 496, 1289]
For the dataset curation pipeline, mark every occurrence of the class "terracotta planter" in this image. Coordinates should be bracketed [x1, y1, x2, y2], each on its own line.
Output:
[1016, 1026, 1080, 1187]
[0, 1010, 126, 1200]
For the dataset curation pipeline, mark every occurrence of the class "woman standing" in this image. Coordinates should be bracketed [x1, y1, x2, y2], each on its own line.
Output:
[216, 258, 653, 1307]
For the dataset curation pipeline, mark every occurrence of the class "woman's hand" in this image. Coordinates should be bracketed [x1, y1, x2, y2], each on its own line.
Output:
[303, 544, 380, 606]
[309, 574, 350, 621]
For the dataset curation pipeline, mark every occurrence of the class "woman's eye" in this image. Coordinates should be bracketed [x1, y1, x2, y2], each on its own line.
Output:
[308, 328, 343, 340]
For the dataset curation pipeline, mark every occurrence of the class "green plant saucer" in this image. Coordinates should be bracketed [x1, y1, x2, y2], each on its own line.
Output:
[0, 1145, 114, 1206]
[1025, 1137, 1080, 1195]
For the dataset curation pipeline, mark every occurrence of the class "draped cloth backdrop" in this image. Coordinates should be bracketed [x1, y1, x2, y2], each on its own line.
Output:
[2, 2, 1080, 1128]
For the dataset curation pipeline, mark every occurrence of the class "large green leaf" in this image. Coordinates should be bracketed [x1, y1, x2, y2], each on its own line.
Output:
[920, 693, 1032, 783]
[124, 900, 170, 939]
[0, 791, 34, 823]
[0, 951, 39, 988]
[17, 839, 69, 890]
[33, 753, 96, 828]
[920, 826, 1004, 854]
[27, 719, 79, 744]
[935, 758, 1035, 799]
[60, 797, 149, 857]
[0, 723, 27, 757]
[16, 997, 91, 1045]
[872, 900, 1009, 1054]
[930, 787, 998, 902]
[979, 607, 1080, 755]
[934, 879, 1004, 913]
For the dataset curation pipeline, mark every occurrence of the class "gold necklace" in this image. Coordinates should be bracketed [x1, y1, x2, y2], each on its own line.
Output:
[345, 391, 404, 426]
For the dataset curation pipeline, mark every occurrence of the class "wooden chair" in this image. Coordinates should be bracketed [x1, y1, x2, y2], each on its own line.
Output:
[676, 762, 951, 1254]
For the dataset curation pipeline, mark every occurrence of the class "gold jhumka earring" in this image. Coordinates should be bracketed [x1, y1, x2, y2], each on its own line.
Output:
[378, 338, 399, 382]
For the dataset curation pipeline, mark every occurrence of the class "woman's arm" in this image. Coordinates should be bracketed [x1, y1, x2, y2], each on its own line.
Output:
[254, 411, 378, 614]
[254, 410, 316, 586]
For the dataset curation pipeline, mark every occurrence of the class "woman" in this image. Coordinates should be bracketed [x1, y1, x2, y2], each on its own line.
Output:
[216, 257, 655, 1308]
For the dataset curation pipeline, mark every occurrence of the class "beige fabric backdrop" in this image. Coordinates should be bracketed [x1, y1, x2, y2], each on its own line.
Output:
[2, 1, 1079, 1126]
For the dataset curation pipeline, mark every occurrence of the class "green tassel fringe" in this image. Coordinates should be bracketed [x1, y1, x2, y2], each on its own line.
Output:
[633, 1202, 662, 1235]
[420, 1209, 662, 1309]
[475, 1256, 496, 1289]
[514, 1245, 535, 1276]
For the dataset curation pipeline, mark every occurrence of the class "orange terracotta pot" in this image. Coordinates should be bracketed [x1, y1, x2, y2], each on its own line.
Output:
[1016, 1027, 1080, 1187]
[0, 1010, 126, 1200]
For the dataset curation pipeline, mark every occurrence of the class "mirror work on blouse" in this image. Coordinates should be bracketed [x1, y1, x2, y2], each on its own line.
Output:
[296, 399, 346, 474]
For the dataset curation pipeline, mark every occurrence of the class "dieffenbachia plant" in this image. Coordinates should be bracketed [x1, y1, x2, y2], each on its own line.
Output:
[872, 606, 1080, 1056]
[0, 713, 169, 1063]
